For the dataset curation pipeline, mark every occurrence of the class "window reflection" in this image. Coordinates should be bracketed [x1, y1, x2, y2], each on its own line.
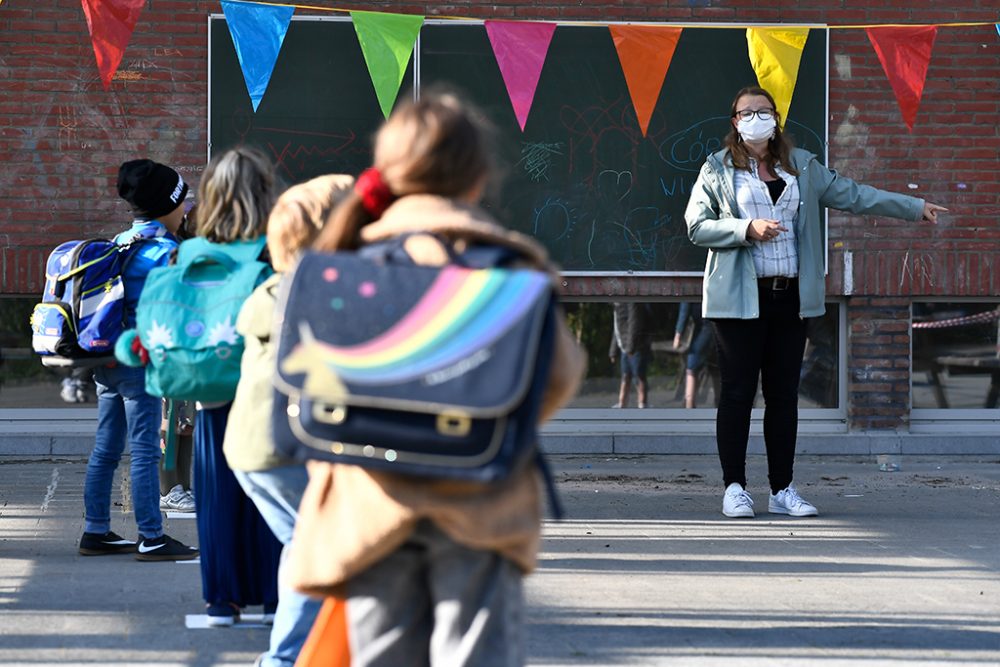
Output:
[563, 301, 839, 409]
[912, 302, 1000, 409]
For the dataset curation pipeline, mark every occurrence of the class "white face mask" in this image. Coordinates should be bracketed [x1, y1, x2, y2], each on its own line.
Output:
[737, 116, 776, 143]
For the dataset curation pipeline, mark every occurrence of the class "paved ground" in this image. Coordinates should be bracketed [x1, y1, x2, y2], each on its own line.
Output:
[1, 454, 998, 666]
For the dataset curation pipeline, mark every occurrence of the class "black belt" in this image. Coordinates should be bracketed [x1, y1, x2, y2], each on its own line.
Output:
[758, 276, 797, 291]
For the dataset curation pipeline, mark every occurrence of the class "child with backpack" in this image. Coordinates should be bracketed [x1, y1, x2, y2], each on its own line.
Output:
[288, 93, 586, 665]
[222, 174, 354, 666]
[187, 146, 284, 626]
[78, 159, 199, 561]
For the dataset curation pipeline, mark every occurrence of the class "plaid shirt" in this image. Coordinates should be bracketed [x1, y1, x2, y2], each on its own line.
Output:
[734, 159, 800, 278]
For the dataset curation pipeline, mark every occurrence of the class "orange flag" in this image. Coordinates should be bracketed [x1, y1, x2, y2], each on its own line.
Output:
[295, 597, 350, 666]
[609, 25, 682, 136]
[866, 26, 937, 131]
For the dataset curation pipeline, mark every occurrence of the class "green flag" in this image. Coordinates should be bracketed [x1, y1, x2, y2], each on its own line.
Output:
[352, 11, 424, 118]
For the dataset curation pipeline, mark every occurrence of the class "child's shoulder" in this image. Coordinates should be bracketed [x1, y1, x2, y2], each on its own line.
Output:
[237, 272, 283, 335]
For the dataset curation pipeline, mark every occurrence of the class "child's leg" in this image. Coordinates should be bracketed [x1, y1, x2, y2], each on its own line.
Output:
[616, 374, 632, 408]
[637, 376, 649, 408]
[344, 535, 433, 666]
[425, 524, 524, 667]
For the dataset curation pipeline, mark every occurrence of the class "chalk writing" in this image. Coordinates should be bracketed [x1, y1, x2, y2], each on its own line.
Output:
[659, 117, 728, 173]
[516, 142, 563, 182]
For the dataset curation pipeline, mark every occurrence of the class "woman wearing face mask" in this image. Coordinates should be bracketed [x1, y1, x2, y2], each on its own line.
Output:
[686, 86, 946, 519]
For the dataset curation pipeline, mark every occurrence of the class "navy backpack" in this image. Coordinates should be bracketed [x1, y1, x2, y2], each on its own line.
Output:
[271, 238, 560, 498]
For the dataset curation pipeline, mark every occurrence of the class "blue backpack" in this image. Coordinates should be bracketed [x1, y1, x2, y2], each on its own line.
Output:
[116, 237, 272, 402]
[31, 238, 141, 367]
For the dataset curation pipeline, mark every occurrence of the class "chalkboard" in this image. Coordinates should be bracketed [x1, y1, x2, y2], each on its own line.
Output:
[210, 17, 413, 184]
[209, 17, 827, 273]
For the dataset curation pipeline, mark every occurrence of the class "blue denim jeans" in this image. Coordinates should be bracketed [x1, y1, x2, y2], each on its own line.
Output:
[84, 364, 163, 538]
[234, 465, 320, 667]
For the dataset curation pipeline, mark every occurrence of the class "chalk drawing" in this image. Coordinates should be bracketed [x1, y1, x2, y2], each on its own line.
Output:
[516, 142, 563, 182]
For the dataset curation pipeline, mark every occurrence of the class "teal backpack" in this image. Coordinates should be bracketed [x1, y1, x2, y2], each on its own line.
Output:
[116, 237, 272, 402]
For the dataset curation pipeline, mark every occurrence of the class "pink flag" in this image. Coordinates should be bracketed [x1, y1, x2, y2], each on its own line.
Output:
[485, 20, 557, 132]
[866, 26, 937, 131]
[81, 0, 146, 90]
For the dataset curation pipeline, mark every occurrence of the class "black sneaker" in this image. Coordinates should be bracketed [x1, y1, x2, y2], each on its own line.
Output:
[79, 530, 137, 556]
[135, 534, 199, 562]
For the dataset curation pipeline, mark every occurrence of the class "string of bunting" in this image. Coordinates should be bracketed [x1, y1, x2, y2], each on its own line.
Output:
[73, 0, 1000, 133]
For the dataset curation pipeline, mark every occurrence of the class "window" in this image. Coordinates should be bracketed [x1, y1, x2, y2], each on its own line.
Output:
[562, 301, 841, 411]
[912, 302, 1000, 410]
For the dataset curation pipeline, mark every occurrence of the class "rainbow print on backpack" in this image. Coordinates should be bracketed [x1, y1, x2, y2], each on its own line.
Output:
[285, 265, 548, 386]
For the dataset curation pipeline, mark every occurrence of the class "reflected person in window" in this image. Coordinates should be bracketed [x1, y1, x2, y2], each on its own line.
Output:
[685, 86, 946, 519]
[609, 302, 652, 408]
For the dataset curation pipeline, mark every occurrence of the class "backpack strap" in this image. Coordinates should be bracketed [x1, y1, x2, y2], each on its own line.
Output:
[359, 232, 523, 270]
[162, 399, 178, 472]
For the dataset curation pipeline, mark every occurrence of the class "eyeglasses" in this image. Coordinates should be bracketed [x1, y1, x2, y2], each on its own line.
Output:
[733, 109, 775, 122]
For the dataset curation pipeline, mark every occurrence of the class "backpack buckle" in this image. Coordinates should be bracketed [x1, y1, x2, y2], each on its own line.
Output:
[312, 403, 347, 425]
[437, 411, 471, 437]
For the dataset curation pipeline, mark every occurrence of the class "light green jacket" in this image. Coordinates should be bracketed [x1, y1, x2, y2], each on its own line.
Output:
[222, 273, 291, 472]
[685, 147, 925, 319]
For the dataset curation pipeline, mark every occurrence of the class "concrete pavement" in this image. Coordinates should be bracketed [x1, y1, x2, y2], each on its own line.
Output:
[1, 454, 998, 666]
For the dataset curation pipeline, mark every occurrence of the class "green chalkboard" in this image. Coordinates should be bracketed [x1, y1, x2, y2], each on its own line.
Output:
[209, 17, 827, 273]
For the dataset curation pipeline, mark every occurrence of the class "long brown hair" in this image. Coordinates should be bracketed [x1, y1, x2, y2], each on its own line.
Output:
[314, 92, 492, 252]
[195, 146, 280, 243]
[723, 86, 798, 177]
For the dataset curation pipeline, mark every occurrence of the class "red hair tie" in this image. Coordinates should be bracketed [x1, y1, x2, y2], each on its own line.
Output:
[355, 168, 395, 220]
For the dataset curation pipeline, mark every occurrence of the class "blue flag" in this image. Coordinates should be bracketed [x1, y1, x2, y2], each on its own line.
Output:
[221, 1, 294, 112]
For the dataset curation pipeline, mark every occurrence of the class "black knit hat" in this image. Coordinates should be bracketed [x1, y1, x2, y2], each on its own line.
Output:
[117, 159, 189, 220]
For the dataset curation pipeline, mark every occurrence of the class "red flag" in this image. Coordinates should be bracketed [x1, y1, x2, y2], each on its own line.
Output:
[866, 26, 937, 131]
[81, 0, 146, 90]
[609, 26, 682, 136]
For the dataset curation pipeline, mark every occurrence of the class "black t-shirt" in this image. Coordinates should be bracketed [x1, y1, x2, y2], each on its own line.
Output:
[765, 178, 786, 204]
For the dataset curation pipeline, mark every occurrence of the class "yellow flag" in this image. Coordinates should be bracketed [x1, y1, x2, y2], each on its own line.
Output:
[746, 28, 809, 126]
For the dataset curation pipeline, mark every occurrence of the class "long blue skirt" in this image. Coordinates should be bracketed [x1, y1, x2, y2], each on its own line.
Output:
[193, 404, 282, 607]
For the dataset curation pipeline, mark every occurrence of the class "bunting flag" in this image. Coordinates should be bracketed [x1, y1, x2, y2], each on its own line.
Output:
[866, 26, 937, 131]
[609, 25, 682, 136]
[80, 0, 145, 90]
[745, 27, 809, 125]
[352, 11, 424, 119]
[221, 1, 294, 113]
[485, 20, 557, 132]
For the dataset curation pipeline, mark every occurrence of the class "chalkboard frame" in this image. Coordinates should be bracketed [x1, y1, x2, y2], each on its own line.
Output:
[207, 15, 829, 277]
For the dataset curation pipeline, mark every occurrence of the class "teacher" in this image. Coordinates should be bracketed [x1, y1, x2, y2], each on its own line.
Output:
[685, 85, 946, 519]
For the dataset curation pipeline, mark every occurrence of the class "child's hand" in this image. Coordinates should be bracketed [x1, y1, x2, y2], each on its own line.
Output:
[131, 335, 150, 365]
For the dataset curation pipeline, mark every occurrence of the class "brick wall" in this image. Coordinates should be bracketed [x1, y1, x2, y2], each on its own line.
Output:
[3, 1, 999, 430]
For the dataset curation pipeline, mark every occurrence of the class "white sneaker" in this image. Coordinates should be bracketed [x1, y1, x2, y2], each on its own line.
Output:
[769, 485, 818, 517]
[159, 485, 196, 512]
[722, 483, 754, 518]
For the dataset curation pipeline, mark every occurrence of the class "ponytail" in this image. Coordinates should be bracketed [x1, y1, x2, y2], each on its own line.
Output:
[313, 192, 372, 252]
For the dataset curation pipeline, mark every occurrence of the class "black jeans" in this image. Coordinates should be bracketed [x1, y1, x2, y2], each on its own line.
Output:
[711, 280, 808, 494]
